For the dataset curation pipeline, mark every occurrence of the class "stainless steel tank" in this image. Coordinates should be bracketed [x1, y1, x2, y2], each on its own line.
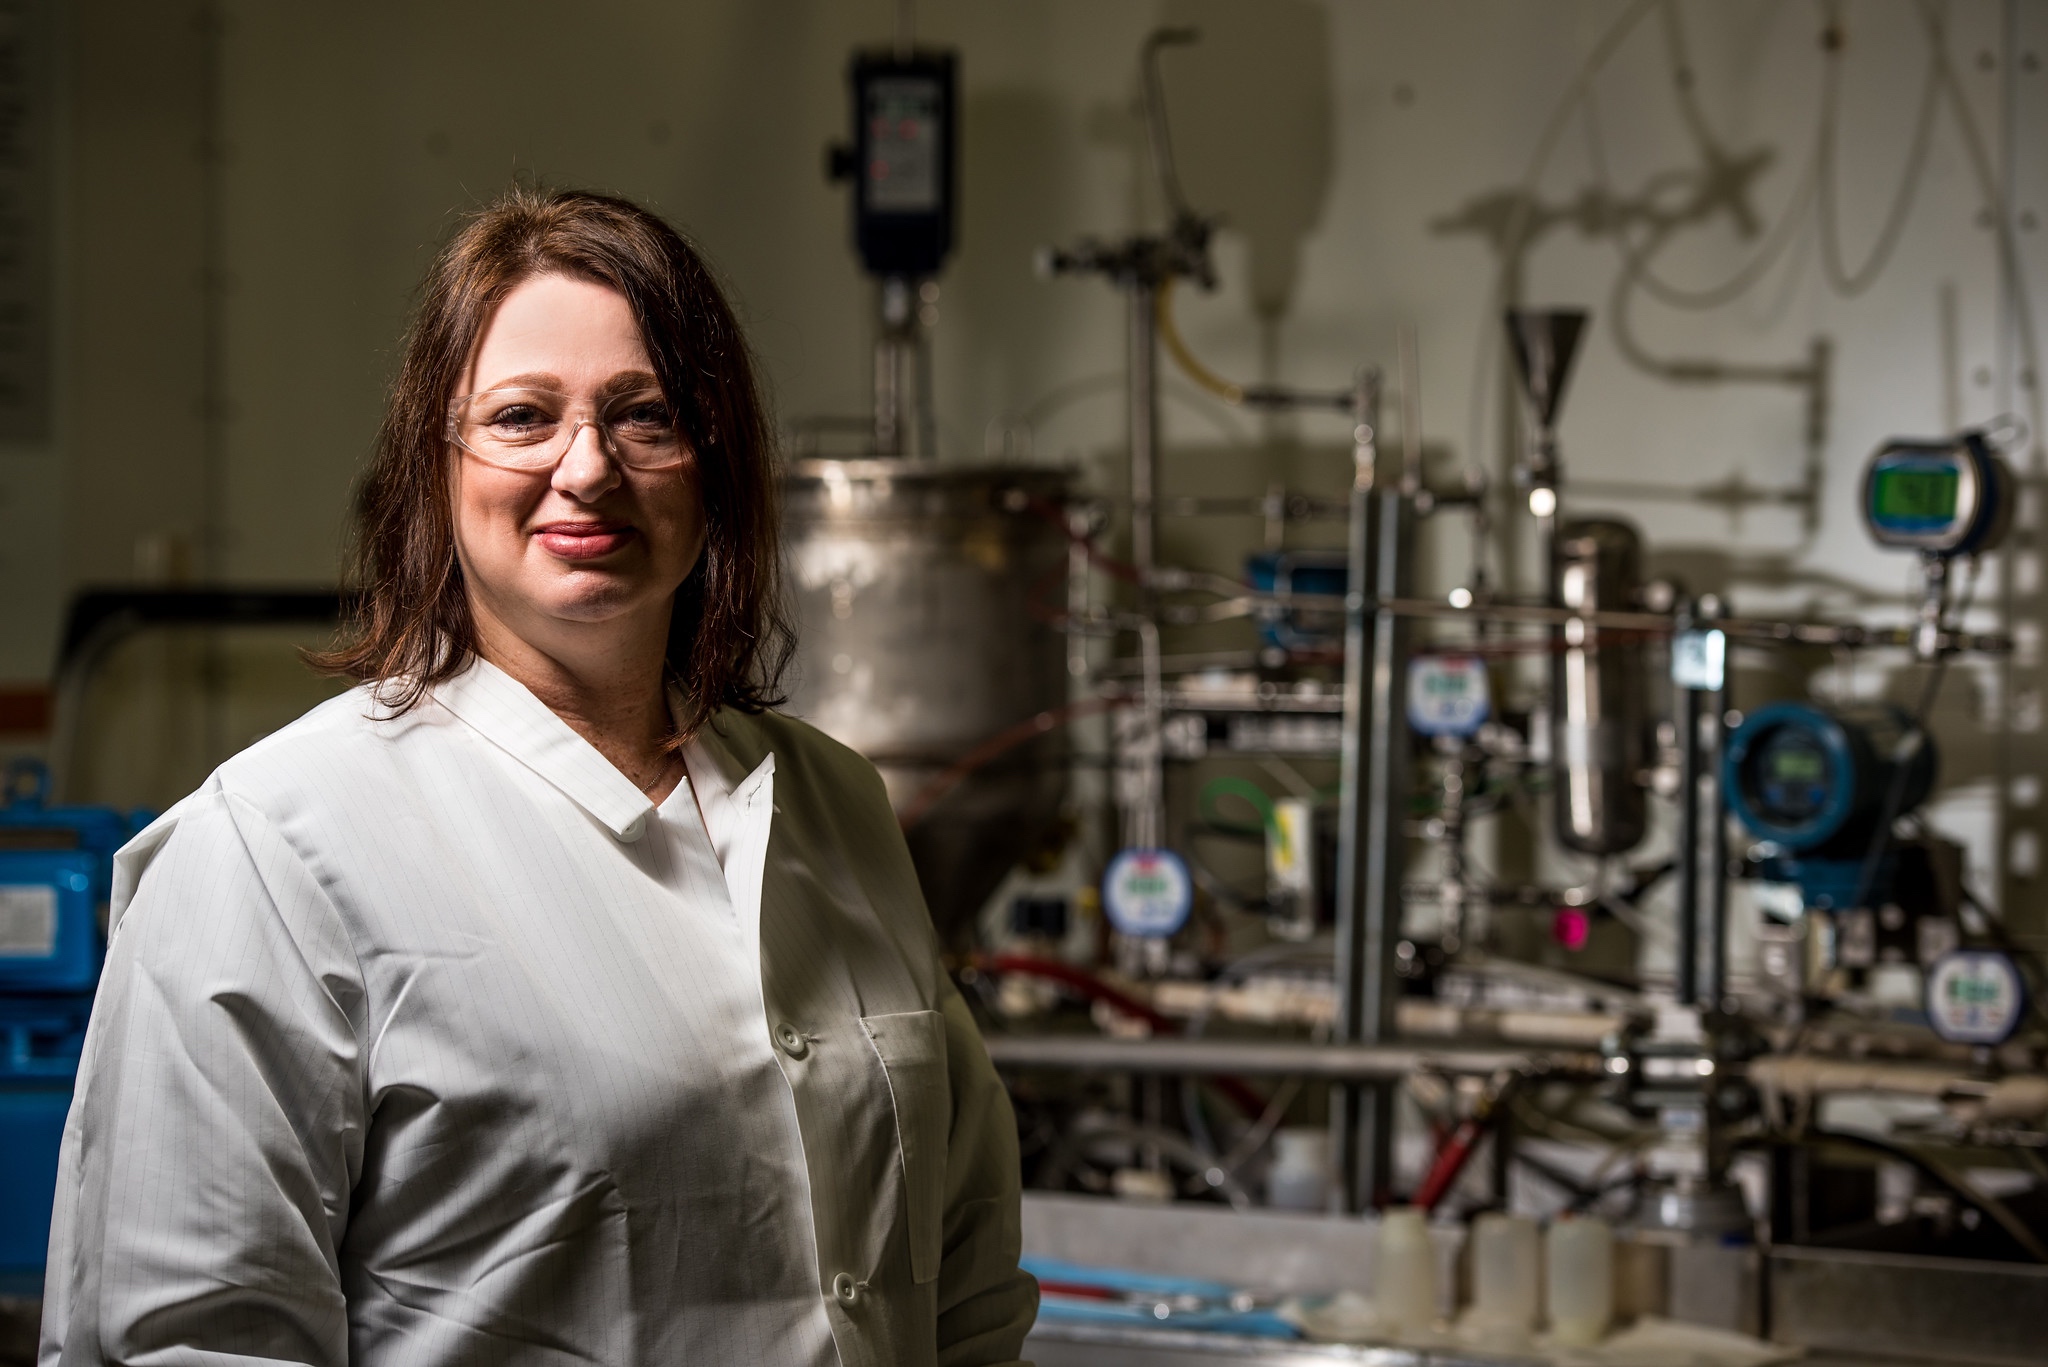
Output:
[782, 459, 1072, 941]
[1552, 517, 1650, 856]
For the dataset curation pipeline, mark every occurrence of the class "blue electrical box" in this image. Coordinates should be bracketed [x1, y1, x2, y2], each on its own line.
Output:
[1245, 551, 1349, 654]
[0, 760, 150, 1286]
[0, 852, 98, 994]
[1, 1082, 73, 1283]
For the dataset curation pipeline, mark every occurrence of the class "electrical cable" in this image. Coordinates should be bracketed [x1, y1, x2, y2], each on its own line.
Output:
[1457, 0, 1661, 501]
[1846, 554, 1979, 914]
[1813, 0, 1945, 298]
[1755, 1128, 2048, 1263]
[1175, 940, 1336, 1177]
[1912, 0, 2044, 455]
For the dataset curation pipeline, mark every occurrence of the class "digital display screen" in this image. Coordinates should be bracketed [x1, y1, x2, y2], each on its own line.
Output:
[1751, 730, 1831, 823]
[865, 77, 941, 213]
[1873, 465, 1959, 523]
[1768, 749, 1826, 783]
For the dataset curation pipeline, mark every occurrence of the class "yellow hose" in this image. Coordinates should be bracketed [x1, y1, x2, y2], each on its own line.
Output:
[1156, 278, 1246, 406]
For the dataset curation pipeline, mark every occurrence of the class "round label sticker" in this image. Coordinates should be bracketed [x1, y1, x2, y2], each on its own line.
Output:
[1102, 848, 1193, 938]
[1407, 655, 1491, 739]
[1926, 950, 2027, 1045]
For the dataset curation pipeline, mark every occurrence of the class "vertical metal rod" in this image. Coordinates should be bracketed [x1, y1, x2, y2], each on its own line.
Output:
[1331, 370, 1380, 1213]
[1356, 469, 1411, 1207]
[1334, 370, 1406, 1212]
[874, 277, 913, 457]
[1676, 660, 1703, 1008]
[1127, 278, 1160, 581]
[1705, 685, 1731, 1011]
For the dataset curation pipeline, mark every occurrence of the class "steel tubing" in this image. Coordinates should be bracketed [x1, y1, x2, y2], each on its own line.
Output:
[981, 1033, 1604, 1082]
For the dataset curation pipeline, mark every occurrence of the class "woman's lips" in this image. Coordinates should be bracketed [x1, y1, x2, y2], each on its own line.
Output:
[534, 522, 635, 560]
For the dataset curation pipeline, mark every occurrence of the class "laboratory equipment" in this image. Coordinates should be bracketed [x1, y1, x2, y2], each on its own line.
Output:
[1102, 846, 1194, 939]
[1467, 1212, 1540, 1347]
[809, 24, 2048, 1361]
[1264, 796, 1318, 942]
[1552, 518, 1650, 856]
[0, 760, 148, 1285]
[825, 46, 959, 458]
[1263, 1127, 1331, 1212]
[1861, 430, 2012, 557]
[1545, 1215, 1614, 1347]
[1244, 550, 1348, 656]
[782, 461, 1070, 942]
[1405, 655, 1490, 741]
[1924, 949, 2027, 1046]
[1373, 1206, 1437, 1336]
[1861, 429, 2014, 661]
[827, 50, 957, 280]
[1724, 700, 1936, 911]
[1505, 308, 1586, 519]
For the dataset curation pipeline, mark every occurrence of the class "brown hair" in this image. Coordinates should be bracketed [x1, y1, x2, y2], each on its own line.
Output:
[314, 186, 791, 738]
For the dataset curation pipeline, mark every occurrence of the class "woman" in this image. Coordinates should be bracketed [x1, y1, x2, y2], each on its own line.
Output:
[42, 188, 1037, 1366]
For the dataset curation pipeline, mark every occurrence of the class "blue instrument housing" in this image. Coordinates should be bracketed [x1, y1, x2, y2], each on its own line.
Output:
[0, 760, 151, 1283]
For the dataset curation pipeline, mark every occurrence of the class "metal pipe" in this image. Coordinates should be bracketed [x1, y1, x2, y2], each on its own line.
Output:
[1333, 367, 1409, 1212]
[1357, 469, 1412, 1206]
[1676, 622, 1703, 1006]
[1128, 277, 1160, 580]
[874, 277, 915, 457]
[1331, 369, 1380, 1212]
[1073, 587, 2015, 657]
[1705, 677, 1731, 1011]
[1358, 596, 2013, 654]
[982, 1034, 1602, 1082]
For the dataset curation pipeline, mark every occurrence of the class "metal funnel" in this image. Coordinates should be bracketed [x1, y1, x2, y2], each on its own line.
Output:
[1505, 309, 1588, 431]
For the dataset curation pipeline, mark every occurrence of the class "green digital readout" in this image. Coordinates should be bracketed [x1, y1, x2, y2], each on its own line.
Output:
[1768, 748, 1826, 783]
[1873, 465, 1959, 522]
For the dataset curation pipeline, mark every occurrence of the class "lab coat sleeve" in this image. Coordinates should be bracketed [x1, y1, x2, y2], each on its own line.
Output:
[41, 790, 368, 1367]
[934, 975, 1039, 1367]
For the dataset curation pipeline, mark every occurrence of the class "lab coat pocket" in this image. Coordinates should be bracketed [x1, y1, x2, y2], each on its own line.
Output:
[861, 1009, 950, 1284]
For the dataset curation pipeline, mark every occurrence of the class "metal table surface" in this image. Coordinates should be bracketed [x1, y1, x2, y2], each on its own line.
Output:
[1026, 1323, 1520, 1366]
[1025, 1322, 2004, 1367]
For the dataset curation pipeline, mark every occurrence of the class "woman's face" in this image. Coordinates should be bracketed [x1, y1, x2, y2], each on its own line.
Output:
[451, 273, 705, 654]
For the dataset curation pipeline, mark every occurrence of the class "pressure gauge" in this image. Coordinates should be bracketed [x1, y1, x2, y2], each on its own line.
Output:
[1102, 848, 1193, 939]
[1926, 950, 2026, 1045]
[1406, 655, 1491, 740]
[1861, 431, 2012, 557]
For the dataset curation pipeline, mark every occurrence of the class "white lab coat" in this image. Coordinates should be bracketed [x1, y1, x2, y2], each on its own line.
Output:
[40, 659, 1036, 1366]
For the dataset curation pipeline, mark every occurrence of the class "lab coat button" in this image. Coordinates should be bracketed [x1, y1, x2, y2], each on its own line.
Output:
[832, 1272, 859, 1305]
[775, 1022, 809, 1059]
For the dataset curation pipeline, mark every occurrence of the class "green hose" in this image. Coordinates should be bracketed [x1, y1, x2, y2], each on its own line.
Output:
[1198, 776, 1285, 860]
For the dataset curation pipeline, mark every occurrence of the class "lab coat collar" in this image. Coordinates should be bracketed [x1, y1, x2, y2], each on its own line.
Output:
[430, 657, 658, 841]
[689, 707, 777, 805]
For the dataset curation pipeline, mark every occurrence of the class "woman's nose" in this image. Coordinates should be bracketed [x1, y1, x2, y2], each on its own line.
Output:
[551, 420, 622, 501]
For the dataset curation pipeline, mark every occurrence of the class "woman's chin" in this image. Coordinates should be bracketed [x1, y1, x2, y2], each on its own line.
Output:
[530, 579, 655, 626]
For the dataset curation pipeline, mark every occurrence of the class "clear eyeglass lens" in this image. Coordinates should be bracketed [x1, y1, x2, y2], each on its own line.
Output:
[452, 388, 683, 469]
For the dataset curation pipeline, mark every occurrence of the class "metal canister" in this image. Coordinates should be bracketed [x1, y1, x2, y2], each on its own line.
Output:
[1552, 518, 1649, 856]
[782, 459, 1072, 940]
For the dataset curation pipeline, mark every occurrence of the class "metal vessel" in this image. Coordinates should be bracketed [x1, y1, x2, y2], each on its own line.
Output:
[1552, 517, 1650, 856]
[782, 458, 1072, 941]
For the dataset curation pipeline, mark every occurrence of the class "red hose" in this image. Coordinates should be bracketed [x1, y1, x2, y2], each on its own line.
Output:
[1412, 1116, 1488, 1211]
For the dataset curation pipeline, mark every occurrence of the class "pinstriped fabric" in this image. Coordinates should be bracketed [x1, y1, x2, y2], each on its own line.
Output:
[40, 659, 1037, 1367]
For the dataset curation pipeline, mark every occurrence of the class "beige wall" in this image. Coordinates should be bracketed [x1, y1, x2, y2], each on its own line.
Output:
[27, 0, 2048, 932]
